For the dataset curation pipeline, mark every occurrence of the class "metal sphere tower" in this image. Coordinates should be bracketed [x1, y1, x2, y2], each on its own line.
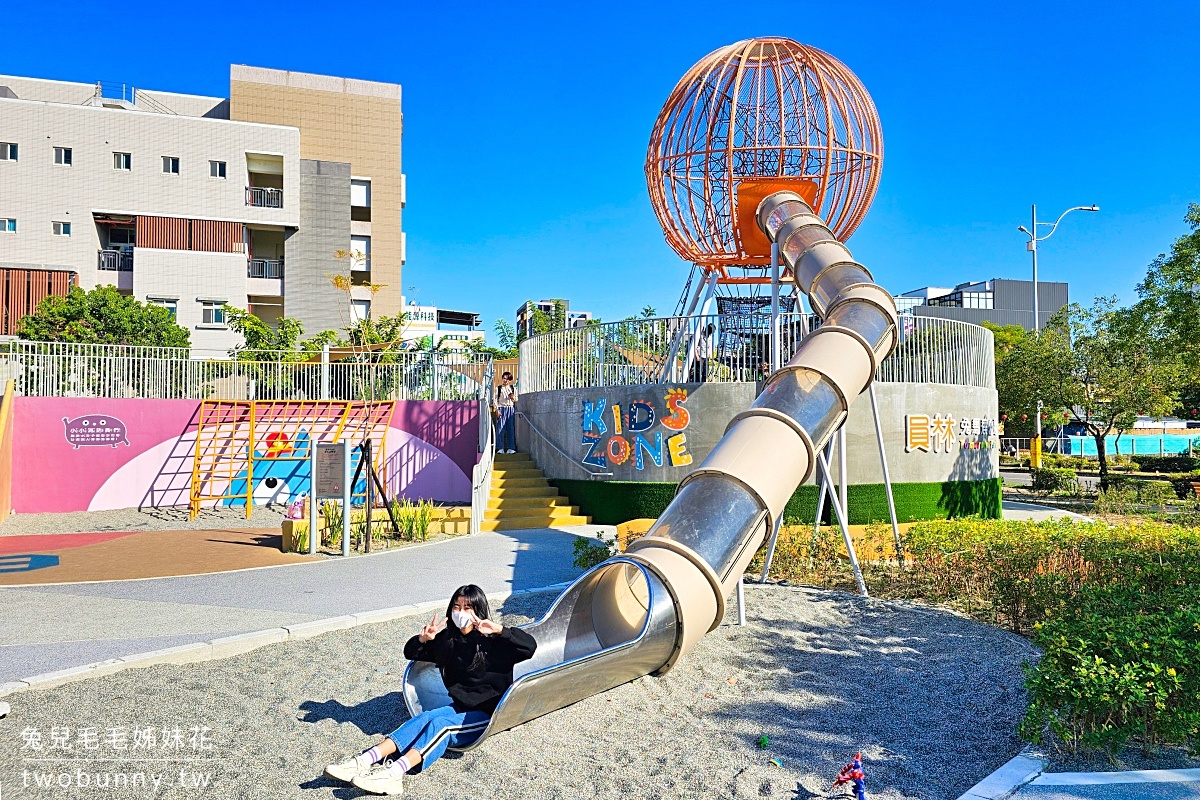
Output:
[646, 37, 883, 284]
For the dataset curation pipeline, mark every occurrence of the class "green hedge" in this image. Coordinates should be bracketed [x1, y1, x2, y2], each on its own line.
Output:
[550, 477, 1002, 525]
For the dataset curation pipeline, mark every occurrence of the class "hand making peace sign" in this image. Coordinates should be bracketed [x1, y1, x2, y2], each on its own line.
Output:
[471, 611, 504, 636]
[418, 612, 444, 643]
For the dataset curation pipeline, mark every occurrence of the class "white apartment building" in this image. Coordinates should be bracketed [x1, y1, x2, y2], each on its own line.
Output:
[0, 68, 404, 350]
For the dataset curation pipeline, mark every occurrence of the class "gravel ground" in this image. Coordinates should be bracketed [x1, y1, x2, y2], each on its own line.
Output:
[0, 506, 289, 536]
[0, 583, 1034, 800]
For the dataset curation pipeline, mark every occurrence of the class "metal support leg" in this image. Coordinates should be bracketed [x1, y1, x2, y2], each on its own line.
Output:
[816, 449, 868, 597]
[838, 425, 848, 514]
[770, 242, 781, 374]
[869, 384, 903, 561]
[759, 514, 784, 583]
[680, 272, 718, 382]
[812, 438, 834, 546]
[661, 273, 709, 383]
[736, 578, 746, 626]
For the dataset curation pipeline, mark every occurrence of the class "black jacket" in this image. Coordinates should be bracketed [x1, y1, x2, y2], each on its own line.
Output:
[404, 623, 537, 714]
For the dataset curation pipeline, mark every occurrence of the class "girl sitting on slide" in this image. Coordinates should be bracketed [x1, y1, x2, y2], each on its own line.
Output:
[324, 584, 537, 796]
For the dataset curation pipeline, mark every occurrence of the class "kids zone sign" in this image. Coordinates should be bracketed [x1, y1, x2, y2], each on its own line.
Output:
[581, 388, 694, 471]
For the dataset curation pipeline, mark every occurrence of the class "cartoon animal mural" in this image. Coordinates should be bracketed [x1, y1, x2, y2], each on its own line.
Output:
[581, 387, 693, 470]
[223, 430, 372, 508]
[14, 398, 479, 514]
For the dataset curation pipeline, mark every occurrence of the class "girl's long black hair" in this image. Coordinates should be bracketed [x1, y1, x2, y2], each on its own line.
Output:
[446, 584, 490, 621]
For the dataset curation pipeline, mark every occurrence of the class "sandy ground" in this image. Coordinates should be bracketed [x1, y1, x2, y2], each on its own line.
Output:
[0, 583, 1034, 800]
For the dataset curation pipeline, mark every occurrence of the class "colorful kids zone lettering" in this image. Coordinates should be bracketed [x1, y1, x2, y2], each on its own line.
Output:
[581, 388, 693, 470]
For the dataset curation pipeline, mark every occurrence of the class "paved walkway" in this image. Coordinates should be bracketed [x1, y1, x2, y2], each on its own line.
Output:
[1003, 500, 1092, 521]
[0, 526, 599, 683]
[1012, 768, 1200, 800]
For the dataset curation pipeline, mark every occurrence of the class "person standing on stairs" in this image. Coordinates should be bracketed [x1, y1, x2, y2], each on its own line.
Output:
[495, 372, 518, 454]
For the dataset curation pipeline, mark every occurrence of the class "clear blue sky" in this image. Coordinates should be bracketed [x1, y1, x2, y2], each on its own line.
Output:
[7, 2, 1199, 341]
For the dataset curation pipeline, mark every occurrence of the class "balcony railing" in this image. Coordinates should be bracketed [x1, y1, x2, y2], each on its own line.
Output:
[246, 187, 283, 208]
[97, 250, 133, 272]
[248, 258, 284, 279]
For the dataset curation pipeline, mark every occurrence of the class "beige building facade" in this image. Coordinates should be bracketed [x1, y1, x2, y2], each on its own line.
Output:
[0, 67, 403, 350]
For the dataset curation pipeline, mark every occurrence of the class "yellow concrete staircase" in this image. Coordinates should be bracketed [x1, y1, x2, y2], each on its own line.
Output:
[480, 452, 590, 531]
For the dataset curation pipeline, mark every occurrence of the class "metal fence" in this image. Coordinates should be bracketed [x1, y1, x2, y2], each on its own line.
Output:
[519, 313, 994, 392]
[2, 341, 492, 401]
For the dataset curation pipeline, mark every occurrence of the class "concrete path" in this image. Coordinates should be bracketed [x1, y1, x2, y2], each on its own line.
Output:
[0, 526, 601, 683]
[1003, 500, 1092, 522]
[1012, 769, 1200, 800]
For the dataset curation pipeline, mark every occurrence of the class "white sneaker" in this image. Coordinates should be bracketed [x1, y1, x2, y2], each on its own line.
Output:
[324, 754, 372, 783]
[352, 764, 405, 795]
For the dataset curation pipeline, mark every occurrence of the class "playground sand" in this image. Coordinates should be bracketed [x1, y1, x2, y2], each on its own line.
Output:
[0, 583, 1034, 800]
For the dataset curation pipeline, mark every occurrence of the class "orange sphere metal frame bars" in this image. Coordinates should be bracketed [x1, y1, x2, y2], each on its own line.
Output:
[645, 37, 883, 278]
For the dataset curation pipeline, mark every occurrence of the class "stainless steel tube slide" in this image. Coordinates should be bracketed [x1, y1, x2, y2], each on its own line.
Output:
[403, 190, 897, 744]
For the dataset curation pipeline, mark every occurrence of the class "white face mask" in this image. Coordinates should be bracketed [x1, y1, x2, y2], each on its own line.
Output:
[451, 610, 474, 631]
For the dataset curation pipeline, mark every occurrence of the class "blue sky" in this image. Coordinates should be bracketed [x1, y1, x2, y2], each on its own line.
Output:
[7, 2, 1199, 341]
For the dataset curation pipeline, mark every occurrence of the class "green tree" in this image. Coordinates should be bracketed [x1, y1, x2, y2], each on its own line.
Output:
[18, 286, 189, 347]
[223, 307, 306, 361]
[1133, 202, 1200, 416]
[982, 321, 1028, 360]
[1002, 298, 1184, 487]
[641, 305, 657, 318]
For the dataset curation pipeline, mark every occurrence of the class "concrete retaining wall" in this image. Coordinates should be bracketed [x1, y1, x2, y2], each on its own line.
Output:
[517, 381, 998, 489]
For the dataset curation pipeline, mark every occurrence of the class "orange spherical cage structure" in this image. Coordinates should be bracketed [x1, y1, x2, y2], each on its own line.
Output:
[646, 37, 883, 276]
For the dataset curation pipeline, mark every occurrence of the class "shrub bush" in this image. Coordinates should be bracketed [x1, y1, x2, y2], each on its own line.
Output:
[1132, 454, 1200, 473]
[1130, 479, 1177, 505]
[572, 534, 616, 570]
[1031, 466, 1079, 495]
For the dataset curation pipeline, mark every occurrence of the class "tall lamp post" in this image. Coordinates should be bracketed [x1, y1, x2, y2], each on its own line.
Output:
[1017, 203, 1099, 463]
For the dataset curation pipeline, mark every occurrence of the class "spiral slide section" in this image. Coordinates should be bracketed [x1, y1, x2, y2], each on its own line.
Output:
[403, 191, 898, 748]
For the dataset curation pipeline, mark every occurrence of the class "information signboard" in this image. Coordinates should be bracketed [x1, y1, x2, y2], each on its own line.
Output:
[314, 443, 346, 497]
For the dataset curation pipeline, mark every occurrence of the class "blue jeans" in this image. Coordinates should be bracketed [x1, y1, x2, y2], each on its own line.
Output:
[496, 406, 515, 451]
[386, 705, 490, 773]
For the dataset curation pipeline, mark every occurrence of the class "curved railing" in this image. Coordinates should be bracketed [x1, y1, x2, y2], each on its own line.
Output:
[518, 312, 994, 392]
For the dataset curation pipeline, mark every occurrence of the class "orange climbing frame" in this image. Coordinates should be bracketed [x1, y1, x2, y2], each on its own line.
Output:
[188, 400, 395, 519]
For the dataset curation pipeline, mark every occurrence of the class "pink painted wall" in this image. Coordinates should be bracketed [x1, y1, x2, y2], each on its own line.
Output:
[12, 398, 480, 514]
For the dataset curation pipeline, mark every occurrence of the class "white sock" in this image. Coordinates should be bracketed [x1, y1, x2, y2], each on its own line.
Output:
[356, 746, 383, 768]
[387, 755, 415, 776]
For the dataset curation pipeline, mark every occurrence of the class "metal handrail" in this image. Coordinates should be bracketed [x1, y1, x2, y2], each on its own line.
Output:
[470, 360, 496, 535]
[516, 410, 613, 478]
[97, 250, 133, 272]
[2, 340, 494, 401]
[518, 312, 994, 392]
[246, 187, 284, 208]
[247, 258, 283, 279]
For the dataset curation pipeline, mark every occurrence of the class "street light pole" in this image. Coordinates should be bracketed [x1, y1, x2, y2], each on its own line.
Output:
[1017, 203, 1099, 463]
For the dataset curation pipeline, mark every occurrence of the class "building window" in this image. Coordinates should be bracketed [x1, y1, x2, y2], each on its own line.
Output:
[0, 142, 17, 161]
[52, 221, 71, 237]
[200, 301, 226, 326]
[114, 152, 131, 171]
[350, 235, 371, 270]
[351, 178, 371, 222]
[0, 219, 15, 233]
[350, 179, 371, 207]
[108, 227, 135, 246]
[53, 147, 72, 166]
[149, 299, 177, 318]
[162, 156, 180, 175]
[209, 160, 226, 179]
[351, 300, 370, 323]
